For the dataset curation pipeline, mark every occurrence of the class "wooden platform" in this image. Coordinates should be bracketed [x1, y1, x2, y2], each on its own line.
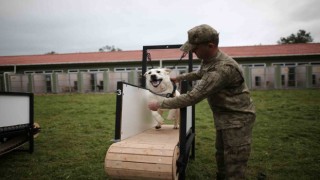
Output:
[105, 125, 180, 180]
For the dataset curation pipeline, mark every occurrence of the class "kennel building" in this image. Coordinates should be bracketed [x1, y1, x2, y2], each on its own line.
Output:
[1, 43, 320, 93]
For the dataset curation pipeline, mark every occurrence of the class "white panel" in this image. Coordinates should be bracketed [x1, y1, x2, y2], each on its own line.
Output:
[0, 95, 30, 127]
[121, 84, 156, 140]
[186, 106, 192, 133]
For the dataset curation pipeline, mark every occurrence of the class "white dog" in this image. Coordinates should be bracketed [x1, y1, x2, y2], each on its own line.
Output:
[144, 68, 180, 129]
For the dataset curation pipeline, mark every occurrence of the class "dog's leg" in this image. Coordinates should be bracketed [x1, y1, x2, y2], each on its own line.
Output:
[152, 111, 164, 129]
[175, 109, 180, 129]
[167, 109, 176, 120]
[158, 109, 164, 116]
[168, 109, 180, 129]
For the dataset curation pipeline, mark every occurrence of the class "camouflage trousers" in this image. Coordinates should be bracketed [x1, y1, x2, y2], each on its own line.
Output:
[215, 117, 255, 180]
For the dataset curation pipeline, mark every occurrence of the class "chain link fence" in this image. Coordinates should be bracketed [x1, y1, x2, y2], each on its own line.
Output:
[1, 65, 319, 94]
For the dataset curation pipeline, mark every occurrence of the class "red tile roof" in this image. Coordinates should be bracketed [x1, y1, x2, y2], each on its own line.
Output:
[0, 43, 319, 66]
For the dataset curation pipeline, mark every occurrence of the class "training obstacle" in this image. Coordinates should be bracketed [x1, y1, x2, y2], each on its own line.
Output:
[104, 45, 195, 180]
[0, 92, 35, 156]
[105, 81, 195, 180]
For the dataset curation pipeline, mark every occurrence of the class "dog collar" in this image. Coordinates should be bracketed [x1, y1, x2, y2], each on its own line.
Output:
[149, 81, 177, 98]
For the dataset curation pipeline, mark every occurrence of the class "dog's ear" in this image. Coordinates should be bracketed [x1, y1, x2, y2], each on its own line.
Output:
[164, 68, 172, 74]
[143, 71, 149, 77]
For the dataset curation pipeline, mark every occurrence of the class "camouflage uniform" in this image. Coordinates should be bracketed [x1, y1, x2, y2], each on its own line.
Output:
[160, 25, 256, 180]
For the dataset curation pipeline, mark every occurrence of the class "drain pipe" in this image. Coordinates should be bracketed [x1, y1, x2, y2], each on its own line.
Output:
[3, 65, 16, 92]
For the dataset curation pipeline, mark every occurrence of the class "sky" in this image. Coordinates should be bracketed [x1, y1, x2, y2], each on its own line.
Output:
[0, 0, 319, 56]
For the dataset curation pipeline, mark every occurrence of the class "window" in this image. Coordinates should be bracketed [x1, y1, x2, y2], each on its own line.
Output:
[68, 69, 79, 73]
[241, 64, 253, 68]
[25, 71, 35, 74]
[272, 63, 284, 67]
[114, 68, 126, 72]
[273, 62, 320, 66]
[272, 63, 296, 67]
[164, 66, 188, 70]
[176, 66, 187, 70]
[68, 68, 109, 73]
[286, 63, 296, 67]
[193, 65, 200, 71]
[25, 70, 63, 74]
[114, 67, 139, 72]
[254, 64, 266, 67]
[44, 70, 63, 74]
[136, 67, 153, 72]
[298, 62, 309, 66]
[241, 63, 266, 67]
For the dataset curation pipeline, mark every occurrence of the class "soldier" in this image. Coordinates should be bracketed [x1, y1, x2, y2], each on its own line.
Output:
[148, 24, 256, 180]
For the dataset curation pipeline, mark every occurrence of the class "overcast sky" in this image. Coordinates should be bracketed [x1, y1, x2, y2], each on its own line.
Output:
[0, 0, 319, 56]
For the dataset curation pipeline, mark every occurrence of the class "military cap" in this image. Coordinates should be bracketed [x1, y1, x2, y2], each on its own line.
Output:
[180, 24, 219, 52]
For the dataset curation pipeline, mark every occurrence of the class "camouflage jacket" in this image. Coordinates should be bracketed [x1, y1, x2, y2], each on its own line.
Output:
[160, 50, 255, 129]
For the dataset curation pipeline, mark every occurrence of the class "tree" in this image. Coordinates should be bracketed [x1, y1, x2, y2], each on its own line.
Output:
[99, 45, 122, 52]
[277, 30, 313, 44]
[45, 51, 57, 55]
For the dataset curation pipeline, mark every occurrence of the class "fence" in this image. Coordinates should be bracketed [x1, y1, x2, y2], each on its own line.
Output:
[2, 71, 140, 94]
[1, 65, 319, 93]
[242, 65, 320, 89]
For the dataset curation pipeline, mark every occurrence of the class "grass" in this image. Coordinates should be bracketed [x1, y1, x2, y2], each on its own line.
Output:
[0, 89, 319, 179]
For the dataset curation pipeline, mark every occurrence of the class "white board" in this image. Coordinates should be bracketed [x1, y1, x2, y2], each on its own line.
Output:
[186, 106, 192, 133]
[0, 95, 30, 127]
[120, 84, 156, 140]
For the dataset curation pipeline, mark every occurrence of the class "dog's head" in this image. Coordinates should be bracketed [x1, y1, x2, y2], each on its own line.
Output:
[144, 68, 172, 92]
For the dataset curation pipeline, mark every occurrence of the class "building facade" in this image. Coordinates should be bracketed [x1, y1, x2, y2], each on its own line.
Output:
[0, 43, 320, 93]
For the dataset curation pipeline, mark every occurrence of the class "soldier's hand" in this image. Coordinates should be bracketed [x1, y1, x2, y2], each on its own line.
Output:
[148, 100, 160, 111]
[170, 77, 180, 84]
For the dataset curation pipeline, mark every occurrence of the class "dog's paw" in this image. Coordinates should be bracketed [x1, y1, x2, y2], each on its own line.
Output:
[173, 126, 179, 129]
[155, 125, 162, 129]
[155, 119, 164, 126]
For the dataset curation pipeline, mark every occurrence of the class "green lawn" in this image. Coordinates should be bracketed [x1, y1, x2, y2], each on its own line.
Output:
[0, 89, 319, 179]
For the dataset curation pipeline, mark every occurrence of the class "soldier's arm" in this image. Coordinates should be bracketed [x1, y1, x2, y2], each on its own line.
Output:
[160, 66, 231, 109]
[176, 71, 202, 82]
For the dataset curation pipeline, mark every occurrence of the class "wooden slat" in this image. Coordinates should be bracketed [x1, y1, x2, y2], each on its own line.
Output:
[106, 168, 172, 180]
[172, 146, 179, 180]
[106, 152, 173, 165]
[108, 146, 174, 156]
[106, 161, 172, 172]
[111, 143, 175, 150]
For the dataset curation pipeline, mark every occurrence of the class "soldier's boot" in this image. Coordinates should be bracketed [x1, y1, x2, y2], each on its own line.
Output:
[257, 172, 267, 180]
[216, 172, 225, 180]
